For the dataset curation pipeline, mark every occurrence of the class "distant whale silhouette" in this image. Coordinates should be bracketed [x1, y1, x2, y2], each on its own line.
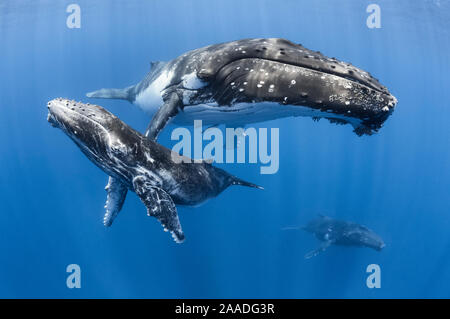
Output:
[86, 38, 397, 139]
[285, 215, 385, 258]
[47, 98, 262, 243]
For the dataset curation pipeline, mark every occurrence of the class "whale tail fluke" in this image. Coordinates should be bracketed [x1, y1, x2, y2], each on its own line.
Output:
[231, 177, 264, 190]
[86, 85, 134, 102]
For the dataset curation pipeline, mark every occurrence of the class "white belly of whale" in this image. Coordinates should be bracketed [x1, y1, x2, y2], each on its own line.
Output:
[173, 102, 362, 129]
[134, 71, 207, 116]
[134, 69, 176, 115]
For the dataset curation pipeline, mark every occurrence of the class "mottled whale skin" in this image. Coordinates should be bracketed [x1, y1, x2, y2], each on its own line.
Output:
[301, 215, 385, 259]
[47, 98, 262, 243]
[86, 38, 397, 139]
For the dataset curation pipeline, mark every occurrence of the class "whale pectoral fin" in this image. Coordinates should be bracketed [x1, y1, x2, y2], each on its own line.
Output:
[145, 92, 182, 141]
[103, 176, 128, 227]
[304, 240, 333, 259]
[133, 176, 185, 243]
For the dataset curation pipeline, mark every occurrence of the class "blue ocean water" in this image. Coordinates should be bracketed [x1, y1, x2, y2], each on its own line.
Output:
[0, 0, 449, 298]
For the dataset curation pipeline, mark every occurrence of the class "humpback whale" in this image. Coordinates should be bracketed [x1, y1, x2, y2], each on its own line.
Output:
[287, 215, 385, 259]
[47, 98, 262, 243]
[87, 38, 397, 139]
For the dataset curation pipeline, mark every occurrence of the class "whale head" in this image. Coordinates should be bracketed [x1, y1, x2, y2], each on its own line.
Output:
[350, 225, 386, 251]
[48, 98, 114, 143]
[47, 98, 134, 176]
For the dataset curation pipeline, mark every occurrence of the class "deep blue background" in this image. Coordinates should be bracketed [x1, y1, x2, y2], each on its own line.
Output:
[0, 0, 449, 298]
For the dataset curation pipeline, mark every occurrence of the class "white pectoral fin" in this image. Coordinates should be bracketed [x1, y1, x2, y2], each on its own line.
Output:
[304, 240, 333, 259]
[133, 176, 185, 243]
[104, 176, 128, 227]
[145, 91, 182, 141]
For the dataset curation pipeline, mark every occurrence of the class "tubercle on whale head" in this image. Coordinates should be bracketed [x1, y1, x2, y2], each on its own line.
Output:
[47, 97, 116, 128]
[352, 93, 397, 136]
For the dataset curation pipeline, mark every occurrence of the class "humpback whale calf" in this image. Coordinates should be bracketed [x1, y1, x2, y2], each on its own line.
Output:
[286, 215, 385, 259]
[87, 38, 397, 139]
[47, 98, 262, 243]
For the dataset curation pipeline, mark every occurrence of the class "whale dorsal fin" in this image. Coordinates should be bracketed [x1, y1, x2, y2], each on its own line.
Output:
[103, 176, 128, 227]
[133, 175, 185, 243]
[145, 91, 182, 140]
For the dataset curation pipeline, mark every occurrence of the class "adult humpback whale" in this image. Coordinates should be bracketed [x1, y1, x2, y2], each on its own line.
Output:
[47, 98, 262, 243]
[297, 215, 385, 259]
[86, 38, 397, 139]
